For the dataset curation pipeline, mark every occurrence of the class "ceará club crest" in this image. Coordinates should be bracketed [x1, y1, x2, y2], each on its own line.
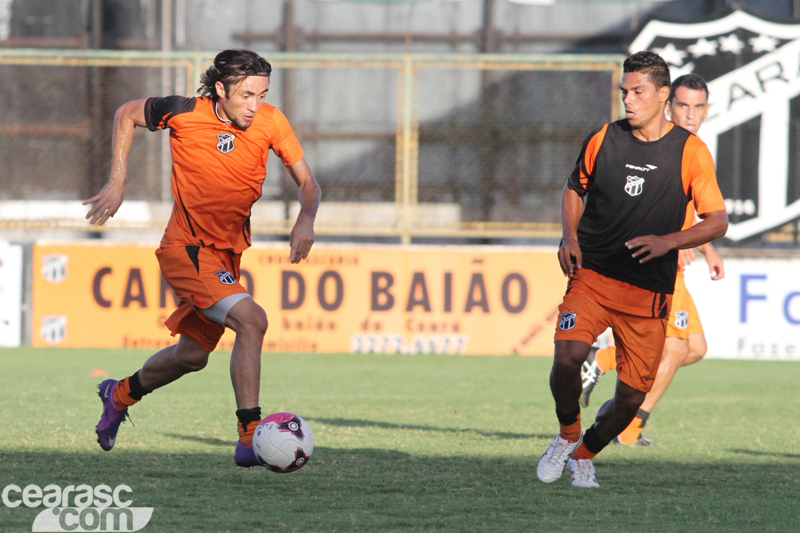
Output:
[216, 132, 235, 154]
[630, 10, 800, 241]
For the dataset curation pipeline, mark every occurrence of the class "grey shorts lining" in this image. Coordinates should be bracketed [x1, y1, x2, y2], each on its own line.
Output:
[200, 292, 251, 325]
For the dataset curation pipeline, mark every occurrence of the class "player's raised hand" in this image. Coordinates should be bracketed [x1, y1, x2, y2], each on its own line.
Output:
[83, 180, 125, 226]
[557, 237, 582, 277]
[289, 216, 315, 264]
[625, 235, 672, 264]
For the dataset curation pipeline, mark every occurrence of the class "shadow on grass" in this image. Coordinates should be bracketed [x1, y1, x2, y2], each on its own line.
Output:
[729, 448, 800, 459]
[1, 448, 799, 532]
[161, 433, 232, 447]
[310, 417, 553, 440]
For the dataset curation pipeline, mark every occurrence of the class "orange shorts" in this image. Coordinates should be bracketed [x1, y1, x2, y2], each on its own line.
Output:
[554, 273, 668, 392]
[666, 272, 704, 339]
[156, 245, 248, 352]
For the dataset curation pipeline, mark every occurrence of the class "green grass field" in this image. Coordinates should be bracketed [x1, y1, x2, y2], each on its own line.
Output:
[1, 347, 798, 532]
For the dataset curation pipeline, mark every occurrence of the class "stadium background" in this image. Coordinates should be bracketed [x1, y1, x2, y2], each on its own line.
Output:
[1, 0, 800, 358]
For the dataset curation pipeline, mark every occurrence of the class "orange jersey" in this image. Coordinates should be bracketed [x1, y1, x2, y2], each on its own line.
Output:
[145, 96, 305, 253]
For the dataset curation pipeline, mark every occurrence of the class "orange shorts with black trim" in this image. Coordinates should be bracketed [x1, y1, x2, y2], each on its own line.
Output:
[156, 245, 248, 352]
[554, 270, 669, 392]
[666, 271, 704, 339]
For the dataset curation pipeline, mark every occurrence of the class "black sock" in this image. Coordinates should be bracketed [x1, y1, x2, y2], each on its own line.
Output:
[128, 371, 151, 401]
[583, 425, 612, 455]
[236, 407, 262, 433]
[555, 406, 581, 426]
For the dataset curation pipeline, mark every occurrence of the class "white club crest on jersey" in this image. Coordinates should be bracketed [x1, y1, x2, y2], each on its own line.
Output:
[216, 133, 235, 154]
[625, 175, 645, 197]
[215, 270, 236, 285]
[558, 312, 577, 331]
[674, 310, 689, 329]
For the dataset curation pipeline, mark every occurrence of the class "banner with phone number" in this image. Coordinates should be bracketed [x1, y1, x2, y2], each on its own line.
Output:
[31, 243, 568, 356]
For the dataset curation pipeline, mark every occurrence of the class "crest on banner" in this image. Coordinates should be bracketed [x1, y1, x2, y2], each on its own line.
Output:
[630, 11, 800, 240]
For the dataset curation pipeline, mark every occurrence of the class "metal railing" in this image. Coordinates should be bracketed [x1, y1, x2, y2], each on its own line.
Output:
[0, 49, 624, 243]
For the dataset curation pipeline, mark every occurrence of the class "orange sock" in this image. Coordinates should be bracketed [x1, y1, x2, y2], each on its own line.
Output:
[237, 420, 258, 447]
[596, 347, 617, 373]
[571, 442, 598, 461]
[559, 414, 582, 443]
[112, 377, 139, 411]
[616, 416, 644, 445]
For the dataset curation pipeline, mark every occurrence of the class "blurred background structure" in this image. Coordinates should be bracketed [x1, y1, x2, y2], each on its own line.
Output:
[2, 0, 800, 245]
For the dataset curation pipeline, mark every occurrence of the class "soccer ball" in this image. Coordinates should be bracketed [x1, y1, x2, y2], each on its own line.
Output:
[252, 412, 314, 473]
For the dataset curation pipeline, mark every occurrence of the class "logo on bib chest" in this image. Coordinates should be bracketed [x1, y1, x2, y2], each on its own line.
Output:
[216, 132, 236, 154]
[625, 175, 645, 196]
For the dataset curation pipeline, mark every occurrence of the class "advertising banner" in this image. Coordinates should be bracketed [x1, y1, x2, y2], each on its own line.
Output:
[684, 257, 800, 360]
[31, 243, 568, 355]
[0, 242, 23, 347]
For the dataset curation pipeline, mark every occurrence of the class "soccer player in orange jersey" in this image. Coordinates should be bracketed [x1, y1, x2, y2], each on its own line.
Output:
[84, 50, 321, 468]
[537, 54, 728, 488]
[579, 74, 725, 447]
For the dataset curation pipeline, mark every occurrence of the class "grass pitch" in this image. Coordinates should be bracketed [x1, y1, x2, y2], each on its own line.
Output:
[0, 347, 798, 532]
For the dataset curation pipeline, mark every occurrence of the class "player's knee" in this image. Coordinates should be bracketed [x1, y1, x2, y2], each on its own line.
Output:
[554, 341, 589, 370]
[615, 385, 646, 414]
[662, 338, 689, 368]
[688, 335, 707, 362]
[176, 350, 209, 372]
[241, 304, 268, 337]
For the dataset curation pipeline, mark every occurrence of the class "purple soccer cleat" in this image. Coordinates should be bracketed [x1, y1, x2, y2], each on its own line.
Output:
[95, 379, 130, 451]
[234, 441, 263, 468]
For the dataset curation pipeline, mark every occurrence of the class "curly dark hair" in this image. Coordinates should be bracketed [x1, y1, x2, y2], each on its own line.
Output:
[197, 49, 271, 101]
[623, 51, 671, 90]
[669, 73, 709, 101]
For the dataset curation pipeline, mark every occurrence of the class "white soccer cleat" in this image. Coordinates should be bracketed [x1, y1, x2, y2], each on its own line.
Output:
[537, 435, 581, 483]
[567, 458, 600, 488]
[579, 348, 603, 408]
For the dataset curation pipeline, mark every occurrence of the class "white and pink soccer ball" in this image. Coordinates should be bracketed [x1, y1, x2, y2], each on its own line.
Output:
[252, 412, 314, 473]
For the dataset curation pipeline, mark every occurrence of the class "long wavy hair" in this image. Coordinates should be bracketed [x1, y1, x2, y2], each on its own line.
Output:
[197, 49, 271, 101]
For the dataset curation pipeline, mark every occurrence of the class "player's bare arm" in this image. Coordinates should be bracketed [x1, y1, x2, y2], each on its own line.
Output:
[558, 183, 584, 277]
[286, 158, 321, 264]
[626, 209, 728, 263]
[83, 99, 149, 225]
